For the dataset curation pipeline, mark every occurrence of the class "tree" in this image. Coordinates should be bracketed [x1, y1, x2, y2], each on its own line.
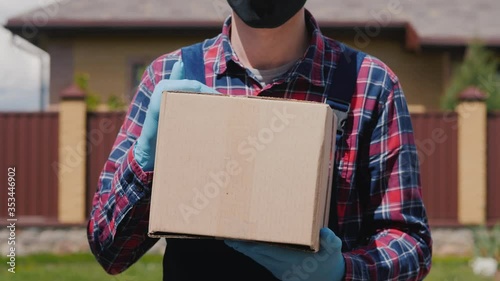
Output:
[75, 72, 101, 111]
[442, 42, 500, 111]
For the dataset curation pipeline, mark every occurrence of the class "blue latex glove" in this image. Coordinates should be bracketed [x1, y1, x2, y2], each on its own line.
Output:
[134, 61, 219, 171]
[225, 228, 345, 281]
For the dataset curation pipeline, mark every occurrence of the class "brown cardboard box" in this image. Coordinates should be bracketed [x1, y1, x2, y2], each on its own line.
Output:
[148, 91, 336, 251]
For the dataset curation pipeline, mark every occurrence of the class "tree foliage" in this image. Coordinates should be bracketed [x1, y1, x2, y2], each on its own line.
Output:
[75, 72, 101, 111]
[442, 42, 500, 111]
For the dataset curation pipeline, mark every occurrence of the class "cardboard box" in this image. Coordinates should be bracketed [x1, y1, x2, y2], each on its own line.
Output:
[148, 92, 336, 251]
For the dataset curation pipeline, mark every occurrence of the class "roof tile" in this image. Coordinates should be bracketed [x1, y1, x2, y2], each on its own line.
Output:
[5, 0, 500, 45]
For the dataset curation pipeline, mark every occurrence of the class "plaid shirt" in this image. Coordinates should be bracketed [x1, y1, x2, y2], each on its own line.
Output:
[88, 11, 432, 281]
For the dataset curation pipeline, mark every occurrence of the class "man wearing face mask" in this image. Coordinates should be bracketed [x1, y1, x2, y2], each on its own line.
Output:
[87, 1, 432, 280]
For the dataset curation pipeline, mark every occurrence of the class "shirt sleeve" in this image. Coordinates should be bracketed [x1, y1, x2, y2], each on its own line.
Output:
[87, 53, 180, 274]
[342, 73, 432, 280]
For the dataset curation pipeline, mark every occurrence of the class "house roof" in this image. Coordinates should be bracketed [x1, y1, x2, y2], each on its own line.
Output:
[5, 0, 500, 48]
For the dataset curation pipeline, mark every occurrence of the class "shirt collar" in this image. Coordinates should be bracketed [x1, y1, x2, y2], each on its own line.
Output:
[213, 9, 328, 87]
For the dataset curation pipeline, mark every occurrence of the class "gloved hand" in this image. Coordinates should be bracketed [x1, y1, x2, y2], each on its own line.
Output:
[134, 61, 219, 171]
[225, 228, 345, 281]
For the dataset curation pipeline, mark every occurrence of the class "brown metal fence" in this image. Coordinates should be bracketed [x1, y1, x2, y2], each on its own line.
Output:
[86, 112, 126, 216]
[412, 112, 459, 226]
[0, 113, 59, 224]
[487, 113, 500, 224]
[0, 110, 461, 226]
[84, 112, 461, 226]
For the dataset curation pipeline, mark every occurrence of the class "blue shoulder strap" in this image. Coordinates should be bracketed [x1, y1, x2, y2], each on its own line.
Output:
[181, 42, 365, 232]
[181, 42, 365, 142]
[326, 46, 366, 142]
[180, 42, 206, 83]
[326, 46, 366, 233]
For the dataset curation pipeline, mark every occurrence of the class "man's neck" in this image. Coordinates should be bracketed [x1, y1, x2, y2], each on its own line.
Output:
[230, 9, 309, 70]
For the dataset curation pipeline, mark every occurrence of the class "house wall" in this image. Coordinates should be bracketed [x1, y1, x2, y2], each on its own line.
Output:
[49, 32, 447, 111]
[327, 32, 446, 112]
[47, 39, 74, 105]
[72, 36, 204, 104]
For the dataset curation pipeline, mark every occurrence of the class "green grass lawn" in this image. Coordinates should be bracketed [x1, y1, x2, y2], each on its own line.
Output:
[0, 253, 162, 281]
[0, 253, 496, 280]
[427, 257, 494, 281]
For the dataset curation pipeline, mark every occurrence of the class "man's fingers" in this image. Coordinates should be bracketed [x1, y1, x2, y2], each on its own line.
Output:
[166, 60, 220, 94]
[319, 227, 342, 251]
[169, 61, 185, 80]
[226, 240, 295, 259]
[198, 84, 220, 94]
[224, 240, 252, 251]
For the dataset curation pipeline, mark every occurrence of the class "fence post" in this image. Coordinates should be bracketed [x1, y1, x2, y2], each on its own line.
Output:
[58, 84, 87, 224]
[457, 87, 487, 225]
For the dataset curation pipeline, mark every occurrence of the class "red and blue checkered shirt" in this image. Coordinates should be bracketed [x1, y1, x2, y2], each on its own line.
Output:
[88, 11, 432, 280]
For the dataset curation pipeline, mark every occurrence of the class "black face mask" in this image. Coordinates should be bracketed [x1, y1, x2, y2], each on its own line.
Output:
[227, 0, 307, 29]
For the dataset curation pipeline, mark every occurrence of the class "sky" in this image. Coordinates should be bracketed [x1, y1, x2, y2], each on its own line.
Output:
[0, 0, 48, 111]
[0, 0, 44, 24]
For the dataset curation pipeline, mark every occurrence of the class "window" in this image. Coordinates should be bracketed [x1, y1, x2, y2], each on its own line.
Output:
[131, 62, 148, 88]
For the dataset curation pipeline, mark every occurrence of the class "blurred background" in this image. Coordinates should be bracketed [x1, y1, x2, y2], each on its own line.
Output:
[0, 0, 499, 280]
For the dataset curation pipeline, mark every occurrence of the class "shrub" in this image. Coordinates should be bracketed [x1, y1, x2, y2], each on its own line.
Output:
[75, 72, 90, 92]
[85, 94, 101, 112]
[107, 95, 127, 111]
[74, 73, 102, 112]
[472, 224, 500, 262]
[441, 42, 500, 111]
